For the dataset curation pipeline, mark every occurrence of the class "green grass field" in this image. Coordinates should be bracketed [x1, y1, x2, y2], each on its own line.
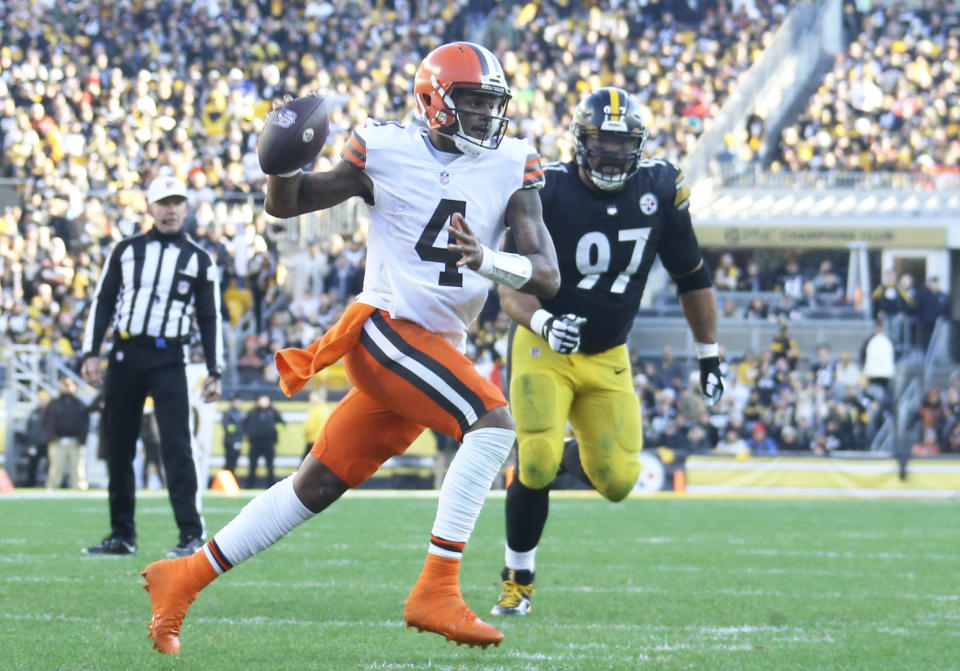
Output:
[1, 492, 959, 671]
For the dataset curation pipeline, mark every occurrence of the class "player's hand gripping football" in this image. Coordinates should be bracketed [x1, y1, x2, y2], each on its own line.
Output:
[539, 313, 587, 354]
[698, 356, 724, 408]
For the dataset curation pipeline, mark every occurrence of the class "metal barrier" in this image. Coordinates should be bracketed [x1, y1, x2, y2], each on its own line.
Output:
[272, 199, 367, 249]
[629, 317, 874, 359]
[869, 414, 894, 454]
[1, 345, 95, 475]
[895, 377, 921, 456]
[923, 318, 956, 392]
[716, 166, 960, 191]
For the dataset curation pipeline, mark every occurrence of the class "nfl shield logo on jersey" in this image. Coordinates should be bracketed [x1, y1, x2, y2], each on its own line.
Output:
[438, 170, 450, 185]
[639, 192, 658, 215]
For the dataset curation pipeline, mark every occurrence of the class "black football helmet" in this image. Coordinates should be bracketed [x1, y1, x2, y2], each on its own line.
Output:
[570, 87, 648, 191]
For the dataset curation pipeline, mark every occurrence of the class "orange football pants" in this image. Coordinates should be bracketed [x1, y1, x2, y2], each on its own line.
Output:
[311, 310, 506, 487]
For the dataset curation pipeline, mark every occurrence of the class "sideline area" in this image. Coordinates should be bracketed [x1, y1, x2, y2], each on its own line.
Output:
[685, 455, 960, 498]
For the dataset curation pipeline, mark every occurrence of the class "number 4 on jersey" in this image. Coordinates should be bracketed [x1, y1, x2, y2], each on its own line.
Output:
[416, 198, 467, 287]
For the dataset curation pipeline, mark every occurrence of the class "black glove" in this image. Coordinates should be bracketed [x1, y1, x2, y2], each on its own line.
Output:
[698, 356, 724, 408]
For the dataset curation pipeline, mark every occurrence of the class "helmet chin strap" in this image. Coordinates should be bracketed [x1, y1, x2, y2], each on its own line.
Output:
[452, 131, 484, 158]
[440, 114, 484, 157]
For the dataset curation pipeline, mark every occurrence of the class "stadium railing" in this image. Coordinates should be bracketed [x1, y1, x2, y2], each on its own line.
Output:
[270, 199, 366, 249]
[628, 316, 873, 360]
[716, 166, 960, 191]
[1, 345, 94, 480]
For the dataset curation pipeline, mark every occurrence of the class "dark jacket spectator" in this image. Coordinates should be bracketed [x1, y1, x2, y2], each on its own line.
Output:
[244, 398, 285, 443]
[20, 392, 51, 487]
[42, 378, 90, 490]
[871, 269, 909, 318]
[221, 398, 246, 475]
[243, 395, 285, 488]
[222, 402, 246, 445]
[916, 277, 950, 348]
[43, 383, 90, 442]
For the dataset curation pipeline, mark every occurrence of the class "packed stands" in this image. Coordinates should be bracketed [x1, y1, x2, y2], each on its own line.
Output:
[772, 0, 960, 177]
[0, 0, 957, 476]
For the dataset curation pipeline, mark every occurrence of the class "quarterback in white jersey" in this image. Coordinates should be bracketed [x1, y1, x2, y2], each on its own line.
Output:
[142, 42, 559, 656]
[349, 120, 545, 340]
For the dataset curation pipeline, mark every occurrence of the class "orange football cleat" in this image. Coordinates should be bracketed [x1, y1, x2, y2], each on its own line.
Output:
[141, 554, 216, 655]
[403, 554, 503, 649]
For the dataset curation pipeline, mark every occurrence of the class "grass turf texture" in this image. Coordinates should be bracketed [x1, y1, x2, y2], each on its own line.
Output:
[1, 493, 958, 670]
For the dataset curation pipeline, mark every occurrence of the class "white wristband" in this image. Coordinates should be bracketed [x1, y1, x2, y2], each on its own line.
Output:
[529, 309, 552, 338]
[275, 168, 302, 178]
[475, 245, 533, 290]
[694, 342, 719, 359]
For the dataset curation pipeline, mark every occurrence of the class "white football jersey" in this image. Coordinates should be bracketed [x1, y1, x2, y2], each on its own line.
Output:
[342, 121, 543, 340]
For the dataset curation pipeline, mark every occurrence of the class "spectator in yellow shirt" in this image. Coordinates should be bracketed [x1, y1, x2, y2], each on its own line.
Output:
[302, 388, 330, 458]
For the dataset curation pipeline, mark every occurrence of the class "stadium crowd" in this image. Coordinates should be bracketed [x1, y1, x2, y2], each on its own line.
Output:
[0, 0, 955, 461]
[772, 0, 960, 177]
[0, 0, 799, 370]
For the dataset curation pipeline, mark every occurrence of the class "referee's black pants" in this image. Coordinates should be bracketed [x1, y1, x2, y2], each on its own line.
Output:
[102, 339, 203, 544]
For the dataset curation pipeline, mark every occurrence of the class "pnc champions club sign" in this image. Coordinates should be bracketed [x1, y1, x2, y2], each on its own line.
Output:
[697, 225, 947, 249]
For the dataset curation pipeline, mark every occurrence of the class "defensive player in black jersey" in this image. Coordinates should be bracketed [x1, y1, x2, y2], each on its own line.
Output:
[491, 87, 724, 616]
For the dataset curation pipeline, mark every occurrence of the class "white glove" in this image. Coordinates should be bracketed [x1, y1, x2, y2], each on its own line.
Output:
[530, 309, 587, 354]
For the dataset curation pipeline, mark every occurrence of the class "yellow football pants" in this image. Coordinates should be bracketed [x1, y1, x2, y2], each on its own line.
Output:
[509, 326, 642, 502]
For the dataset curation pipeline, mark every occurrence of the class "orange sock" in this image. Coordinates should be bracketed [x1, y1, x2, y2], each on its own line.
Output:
[419, 553, 460, 584]
[184, 549, 219, 590]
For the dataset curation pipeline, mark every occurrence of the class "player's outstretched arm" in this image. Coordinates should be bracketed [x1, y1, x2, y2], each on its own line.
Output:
[674, 262, 724, 406]
[448, 187, 558, 297]
[265, 161, 374, 219]
[675, 264, 718, 345]
[501, 187, 560, 298]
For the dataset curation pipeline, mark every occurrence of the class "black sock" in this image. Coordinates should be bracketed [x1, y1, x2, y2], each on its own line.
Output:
[505, 477, 550, 552]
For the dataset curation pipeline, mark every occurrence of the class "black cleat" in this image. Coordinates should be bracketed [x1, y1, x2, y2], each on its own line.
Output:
[166, 537, 204, 559]
[83, 536, 137, 556]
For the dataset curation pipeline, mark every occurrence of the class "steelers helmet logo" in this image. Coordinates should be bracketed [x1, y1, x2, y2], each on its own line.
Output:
[639, 192, 658, 215]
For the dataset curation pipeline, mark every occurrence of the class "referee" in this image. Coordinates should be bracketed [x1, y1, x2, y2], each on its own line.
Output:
[80, 174, 223, 558]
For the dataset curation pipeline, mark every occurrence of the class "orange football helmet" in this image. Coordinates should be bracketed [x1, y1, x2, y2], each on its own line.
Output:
[414, 42, 511, 155]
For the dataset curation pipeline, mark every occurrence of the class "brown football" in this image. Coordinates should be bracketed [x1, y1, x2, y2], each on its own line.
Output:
[257, 96, 329, 175]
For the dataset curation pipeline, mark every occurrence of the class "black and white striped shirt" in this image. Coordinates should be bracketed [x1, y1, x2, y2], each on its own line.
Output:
[82, 229, 224, 376]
